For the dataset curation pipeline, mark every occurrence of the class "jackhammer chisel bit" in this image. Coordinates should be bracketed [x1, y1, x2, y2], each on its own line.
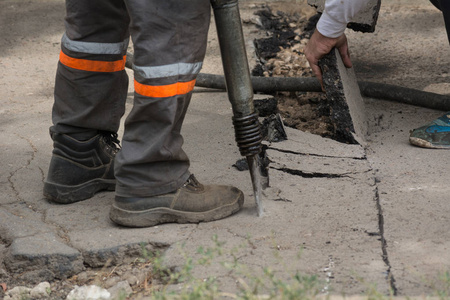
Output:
[210, 0, 264, 216]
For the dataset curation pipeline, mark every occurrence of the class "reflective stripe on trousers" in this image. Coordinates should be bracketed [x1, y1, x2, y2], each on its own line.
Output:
[52, 0, 211, 197]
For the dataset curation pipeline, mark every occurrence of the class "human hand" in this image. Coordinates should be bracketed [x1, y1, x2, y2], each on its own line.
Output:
[304, 29, 352, 88]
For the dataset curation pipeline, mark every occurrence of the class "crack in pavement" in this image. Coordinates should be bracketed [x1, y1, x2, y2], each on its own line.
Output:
[374, 186, 398, 295]
[42, 209, 73, 245]
[7, 133, 38, 205]
[7, 172, 22, 203]
[4, 134, 77, 252]
[267, 145, 367, 160]
[271, 166, 351, 179]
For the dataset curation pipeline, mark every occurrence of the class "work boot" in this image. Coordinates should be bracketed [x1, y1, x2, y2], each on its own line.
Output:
[409, 112, 450, 149]
[110, 175, 244, 227]
[43, 132, 120, 204]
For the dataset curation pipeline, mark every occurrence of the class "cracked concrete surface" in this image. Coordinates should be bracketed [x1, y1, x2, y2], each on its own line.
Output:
[1, 0, 450, 297]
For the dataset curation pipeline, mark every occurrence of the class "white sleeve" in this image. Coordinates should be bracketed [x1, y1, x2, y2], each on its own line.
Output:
[316, 0, 371, 38]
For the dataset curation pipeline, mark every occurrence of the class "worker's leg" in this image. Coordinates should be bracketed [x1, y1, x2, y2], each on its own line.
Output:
[44, 0, 130, 203]
[114, 0, 208, 198]
[409, 0, 450, 149]
[110, 0, 243, 227]
[52, 0, 130, 138]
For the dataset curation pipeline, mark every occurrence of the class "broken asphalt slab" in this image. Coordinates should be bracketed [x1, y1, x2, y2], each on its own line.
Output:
[319, 48, 368, 145]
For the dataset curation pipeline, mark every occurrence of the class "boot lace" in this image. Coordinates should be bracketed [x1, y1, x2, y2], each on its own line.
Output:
[183, 174, 203, 190]
[100, 131, 121, 154]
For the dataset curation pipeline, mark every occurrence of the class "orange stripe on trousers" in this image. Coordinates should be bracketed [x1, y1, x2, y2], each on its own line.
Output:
[59, 51, 126, 72]
[134, 79, 196, 98]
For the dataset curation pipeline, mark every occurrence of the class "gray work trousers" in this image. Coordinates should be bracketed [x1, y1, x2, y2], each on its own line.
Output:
[51, 0, 211, 197]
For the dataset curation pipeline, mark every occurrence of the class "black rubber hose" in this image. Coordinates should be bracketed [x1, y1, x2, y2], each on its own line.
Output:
[126, 53, 450, 111]
[358, 81, 450, 111]
[196, 73, 450, 111]
[197, 73, 323, 93]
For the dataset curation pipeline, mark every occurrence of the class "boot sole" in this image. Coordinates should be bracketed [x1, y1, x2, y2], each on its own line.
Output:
[109, 194, 244, 227]
[409, 137, 450, 149]
[43, 179, 116, 204]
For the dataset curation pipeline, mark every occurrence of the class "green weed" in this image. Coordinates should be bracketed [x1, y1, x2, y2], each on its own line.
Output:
[144, 235, 322, 299]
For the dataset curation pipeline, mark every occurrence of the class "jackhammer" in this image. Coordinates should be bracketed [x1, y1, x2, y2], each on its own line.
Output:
[210, 0, 264, 216]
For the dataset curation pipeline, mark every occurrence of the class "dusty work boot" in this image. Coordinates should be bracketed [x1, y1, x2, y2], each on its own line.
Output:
[110, 175, 244, 227]
[409, 112, 450, 149]
[43, 131, 120, 204]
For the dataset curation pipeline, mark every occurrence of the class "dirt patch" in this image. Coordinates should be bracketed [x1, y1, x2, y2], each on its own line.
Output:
[276, 92, 334, 139]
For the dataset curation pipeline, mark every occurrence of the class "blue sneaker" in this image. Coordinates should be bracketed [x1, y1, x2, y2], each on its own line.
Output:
[409, 112, 450, 149]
